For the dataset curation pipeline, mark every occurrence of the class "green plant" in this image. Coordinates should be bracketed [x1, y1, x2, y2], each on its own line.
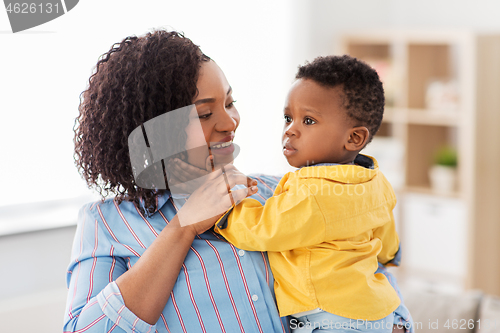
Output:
[433, 146, 458, 167]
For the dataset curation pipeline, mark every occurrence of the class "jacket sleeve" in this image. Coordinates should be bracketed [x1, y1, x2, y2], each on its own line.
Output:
[214, 181, 328, 252]
[63, 204, 156, 333]
[372, 211, 400, 266]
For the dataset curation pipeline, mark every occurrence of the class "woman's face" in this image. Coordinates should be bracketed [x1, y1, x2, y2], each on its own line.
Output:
[184, 60, 240, 170]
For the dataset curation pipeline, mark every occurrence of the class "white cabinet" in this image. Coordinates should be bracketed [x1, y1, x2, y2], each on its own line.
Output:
[403, 193, 467, 292]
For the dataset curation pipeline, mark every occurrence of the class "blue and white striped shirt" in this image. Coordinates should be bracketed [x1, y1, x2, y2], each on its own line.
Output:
[64, 174, 289, 333]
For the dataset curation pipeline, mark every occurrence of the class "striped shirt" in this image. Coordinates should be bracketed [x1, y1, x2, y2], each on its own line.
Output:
[64, 174, 289, 333]
[63, 174, 408, 333]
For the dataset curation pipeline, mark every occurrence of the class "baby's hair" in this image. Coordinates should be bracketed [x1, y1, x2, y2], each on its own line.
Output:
[296, 55, 384, 144]
[74, 29, 210, 214]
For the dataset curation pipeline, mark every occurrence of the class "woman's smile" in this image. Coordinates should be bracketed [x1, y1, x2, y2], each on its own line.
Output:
[210, 140, 235, 155]
[209, 134, 235, 154]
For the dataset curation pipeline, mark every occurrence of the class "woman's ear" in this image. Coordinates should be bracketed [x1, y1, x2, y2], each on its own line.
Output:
[345, 126, 369, 151]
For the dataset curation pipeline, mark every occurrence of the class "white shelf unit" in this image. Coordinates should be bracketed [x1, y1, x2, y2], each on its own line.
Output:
[339, 31, 500, 295]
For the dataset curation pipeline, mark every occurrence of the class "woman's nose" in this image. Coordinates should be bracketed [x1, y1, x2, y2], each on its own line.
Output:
[216, 108, 239, 132]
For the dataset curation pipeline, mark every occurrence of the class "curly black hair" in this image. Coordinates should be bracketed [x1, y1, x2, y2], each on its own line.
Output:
[74, 29, 210, 214]
[296, 55, 385, 144]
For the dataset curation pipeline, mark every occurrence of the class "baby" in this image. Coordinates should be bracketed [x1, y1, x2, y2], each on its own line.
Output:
[215, 55, 412, 332]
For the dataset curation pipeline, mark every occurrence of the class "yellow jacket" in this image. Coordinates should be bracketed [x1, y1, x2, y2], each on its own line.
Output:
[215, 156, 401, 319]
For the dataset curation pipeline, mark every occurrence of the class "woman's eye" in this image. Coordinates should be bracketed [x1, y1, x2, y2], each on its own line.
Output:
[284, 115, 292, 123]
[226, 100, 237, 108]
[304, 117, 316, 125]
[198, 113, 212, 119]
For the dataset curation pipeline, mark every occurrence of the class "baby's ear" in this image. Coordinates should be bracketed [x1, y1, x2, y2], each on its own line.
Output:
[346, 126, 369, 151]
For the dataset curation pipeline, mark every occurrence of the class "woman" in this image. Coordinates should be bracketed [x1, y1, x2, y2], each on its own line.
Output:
[65, 29, 410, 332]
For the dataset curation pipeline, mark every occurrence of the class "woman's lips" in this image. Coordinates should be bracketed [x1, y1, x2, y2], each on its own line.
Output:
[208, 134, 235, 155]
[210, 141, 235, 155]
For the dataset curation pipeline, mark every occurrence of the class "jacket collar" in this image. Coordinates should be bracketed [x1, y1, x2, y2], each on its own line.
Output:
[353, 154, 375, 169]
[296, 154, 378, 184]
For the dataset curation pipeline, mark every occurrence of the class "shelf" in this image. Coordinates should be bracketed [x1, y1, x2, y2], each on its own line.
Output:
[408, 44, 455, 109]
[406, 109, 459, 126]
[383, 108, 460, 126]
[403, 186, 461, 199]
[342, 31, 500, 296]
[341, 30, 473, 45]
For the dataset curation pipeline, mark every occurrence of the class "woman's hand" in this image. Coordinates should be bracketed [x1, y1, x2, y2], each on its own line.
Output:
[166, 156, 255, 195]
[177, 164, 258, 234]
[166, 155, 212, 188]
[165, 155, 213, 195]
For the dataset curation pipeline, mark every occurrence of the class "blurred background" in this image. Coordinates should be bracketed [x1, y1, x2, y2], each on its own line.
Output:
[1, 0, 500, 331]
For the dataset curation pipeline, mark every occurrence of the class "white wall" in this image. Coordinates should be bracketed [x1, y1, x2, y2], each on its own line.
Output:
[0, 0, 296, 209]
[1, 2, 297, 331]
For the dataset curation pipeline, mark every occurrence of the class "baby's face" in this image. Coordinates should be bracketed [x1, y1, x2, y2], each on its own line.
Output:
[282, 79, 354, 168]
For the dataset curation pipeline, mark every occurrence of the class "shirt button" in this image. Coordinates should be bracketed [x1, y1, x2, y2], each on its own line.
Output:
[252, 294, 259, 302]
[238, 250, 245, 256]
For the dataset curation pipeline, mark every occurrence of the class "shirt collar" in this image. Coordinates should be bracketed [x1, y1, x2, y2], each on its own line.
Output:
[137, 190, 172, 217]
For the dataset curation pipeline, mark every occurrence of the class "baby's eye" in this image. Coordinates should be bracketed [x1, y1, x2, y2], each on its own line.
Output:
[284, 115, 292, 123]
[304, 117, 316, 125]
